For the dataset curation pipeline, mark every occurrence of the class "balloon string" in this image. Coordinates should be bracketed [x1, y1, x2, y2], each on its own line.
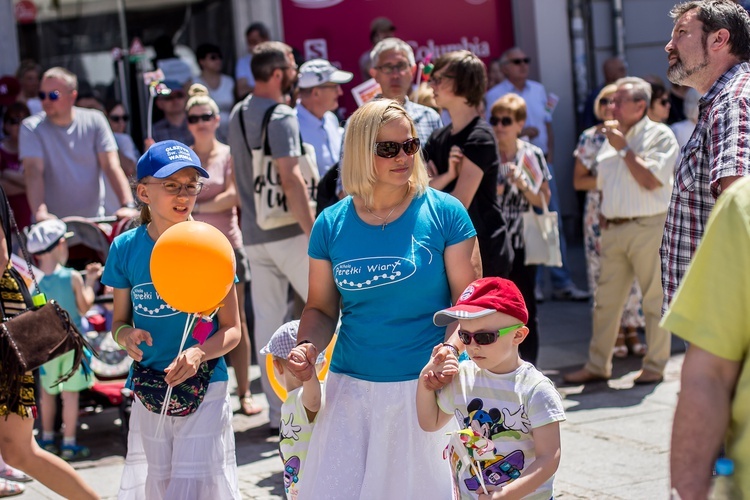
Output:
[156, 313, 197, 437]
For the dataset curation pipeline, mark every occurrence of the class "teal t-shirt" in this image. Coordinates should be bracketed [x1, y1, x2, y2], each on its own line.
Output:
[38, 266, 82, 329]
[309, 188, 476, 382]
[101, 225, 228, 384]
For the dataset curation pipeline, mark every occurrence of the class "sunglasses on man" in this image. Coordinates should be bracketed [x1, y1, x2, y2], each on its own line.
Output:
[374, 138, 421, 158]
[38, 91, 61, 101]
[458, 324, 523, 345]
[508, 57, 531, 66]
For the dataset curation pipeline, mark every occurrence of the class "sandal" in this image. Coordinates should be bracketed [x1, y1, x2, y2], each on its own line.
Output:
[239, 395, 263, 416]
[613, 332, 628, 359]
[626, 330, 647, 357]
[0, 466, 31, 483]
[0, 479, 24, 498]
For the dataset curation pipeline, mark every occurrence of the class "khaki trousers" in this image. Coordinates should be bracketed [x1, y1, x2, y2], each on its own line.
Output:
[585, 213, 670, 378]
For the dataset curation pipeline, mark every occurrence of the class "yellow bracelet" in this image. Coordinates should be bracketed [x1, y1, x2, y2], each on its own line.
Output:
[114, 324, 131, 348]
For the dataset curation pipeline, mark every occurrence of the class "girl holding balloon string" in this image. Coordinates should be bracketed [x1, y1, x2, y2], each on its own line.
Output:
[101, 140, 242, 499]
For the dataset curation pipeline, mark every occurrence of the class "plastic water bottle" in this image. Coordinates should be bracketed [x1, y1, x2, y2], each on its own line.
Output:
[708, 457, 736, 500]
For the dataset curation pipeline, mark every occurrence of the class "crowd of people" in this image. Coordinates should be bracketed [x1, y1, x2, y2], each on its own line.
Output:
[0, 0, 749, 498]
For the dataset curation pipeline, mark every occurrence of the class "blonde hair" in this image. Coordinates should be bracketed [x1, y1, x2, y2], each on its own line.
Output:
[490, 93, 527, 123]
[42, 67, 78, 91]
[594, 83, 618, 121]
[185, 83, 219, 115]
[341, 100, 428, 207]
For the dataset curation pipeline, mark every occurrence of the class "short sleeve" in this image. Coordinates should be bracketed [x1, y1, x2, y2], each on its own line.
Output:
[661, 182, 750, 360]
[267, 105, 301, 159]
[440, 192, 477, 246]
[308, 212, 332, 261]
[436, 374, 460, 415]
[462, 126, 498, 173]
[526, 380, 566, 429]
[709, 97, 750, 197]
[101, 239, 131, 289]
[18, 119, 42, 160]
[94, 112, 118, 153]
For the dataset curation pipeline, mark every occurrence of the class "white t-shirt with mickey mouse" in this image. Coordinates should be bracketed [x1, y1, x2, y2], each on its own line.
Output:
[437, 361, 565, 499]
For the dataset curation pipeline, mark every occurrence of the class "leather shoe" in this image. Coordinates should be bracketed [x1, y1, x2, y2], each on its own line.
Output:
[634, 369, 663, 385]
[562, 368, 609, 384]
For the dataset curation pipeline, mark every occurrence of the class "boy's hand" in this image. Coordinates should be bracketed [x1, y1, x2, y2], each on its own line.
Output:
[288, 342, 318, 382]
[422, 344, 459, 391]
[120, 327, 153, 362]
[164, 346, 205, 386]
[84, 262, 103, 285]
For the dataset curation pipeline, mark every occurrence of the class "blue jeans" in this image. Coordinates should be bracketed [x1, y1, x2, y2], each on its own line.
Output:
[537, 165, 574, 290]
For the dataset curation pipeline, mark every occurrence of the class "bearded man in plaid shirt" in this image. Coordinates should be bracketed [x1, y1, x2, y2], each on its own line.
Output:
[661, 0, 750, 313]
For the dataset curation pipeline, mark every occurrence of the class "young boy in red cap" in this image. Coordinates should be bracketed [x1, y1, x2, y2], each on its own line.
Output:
[416, 277, 565, 500]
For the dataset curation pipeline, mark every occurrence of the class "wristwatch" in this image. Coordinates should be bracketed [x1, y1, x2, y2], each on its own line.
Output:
[121, 201, 137, 209]
[618, 145, 631, 158]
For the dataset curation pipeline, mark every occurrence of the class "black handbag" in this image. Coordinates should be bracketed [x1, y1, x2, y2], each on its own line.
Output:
[0, 207, 94, 412]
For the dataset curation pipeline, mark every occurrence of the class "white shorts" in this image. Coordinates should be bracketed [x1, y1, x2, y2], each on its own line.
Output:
[118, 381, 240, 500]
[299, 373, 456, 500]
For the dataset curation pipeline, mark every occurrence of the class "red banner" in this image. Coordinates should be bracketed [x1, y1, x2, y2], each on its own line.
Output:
[281, 0, 514, 116]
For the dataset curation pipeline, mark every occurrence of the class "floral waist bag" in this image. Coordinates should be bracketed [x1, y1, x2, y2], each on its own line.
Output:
[131, 358, 219, 417]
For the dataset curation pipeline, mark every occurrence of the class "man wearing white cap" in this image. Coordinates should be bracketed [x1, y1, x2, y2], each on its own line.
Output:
[296, 60, 353, 176]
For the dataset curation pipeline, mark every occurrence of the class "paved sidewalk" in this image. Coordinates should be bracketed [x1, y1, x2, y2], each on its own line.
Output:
[24, 245, 684, 499]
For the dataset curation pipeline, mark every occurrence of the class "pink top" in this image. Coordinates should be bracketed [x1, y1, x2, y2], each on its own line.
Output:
[0, 145, 32, 230]
[193, 144, 243, 249]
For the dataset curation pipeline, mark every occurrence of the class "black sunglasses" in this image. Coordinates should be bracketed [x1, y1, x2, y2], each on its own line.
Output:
[374, 138, 420, 158]
[509, 57, 531, 65]
[109, 114, 129, 123]
[458, 324, 523, 346]
[187, 113, 215, 124]
[489, 116, 513, 127]
[599, 98, 612, 106]
[206, 53, 222, 61]
[658, 97, 671, 106]
[38, 90, 61, 101]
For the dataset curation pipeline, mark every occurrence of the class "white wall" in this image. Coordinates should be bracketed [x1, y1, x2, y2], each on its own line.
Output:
[231, 0, 284, 63]
[512, 0, 579, 219]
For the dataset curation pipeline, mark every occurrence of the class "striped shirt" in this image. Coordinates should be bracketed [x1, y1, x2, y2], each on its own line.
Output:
[661, 62, 750, 312]
[596, 116, 678, 218]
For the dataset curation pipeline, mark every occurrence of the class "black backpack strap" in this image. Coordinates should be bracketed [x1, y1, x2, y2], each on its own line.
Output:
[238, 100, 280, 156]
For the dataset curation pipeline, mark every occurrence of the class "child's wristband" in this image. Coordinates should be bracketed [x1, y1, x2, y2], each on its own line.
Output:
[114, 324, 131, 348]
[442, 343, 460, 358]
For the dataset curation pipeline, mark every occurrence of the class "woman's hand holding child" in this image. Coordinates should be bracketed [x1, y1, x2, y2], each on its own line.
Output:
[288, 343, 319, 382]
[421, 344, 459, 390]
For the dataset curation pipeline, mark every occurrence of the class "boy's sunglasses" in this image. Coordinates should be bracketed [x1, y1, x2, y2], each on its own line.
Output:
[38, 91, 61, 101]
[458, 323, 523, 346]
[489, 116, 513, 127]
[109, 114, 129, 123]
[374, 138, 420, 158]
[187, 113, 215, 124]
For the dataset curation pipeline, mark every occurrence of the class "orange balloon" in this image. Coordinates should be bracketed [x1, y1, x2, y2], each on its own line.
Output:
[150, 221, 235, 313]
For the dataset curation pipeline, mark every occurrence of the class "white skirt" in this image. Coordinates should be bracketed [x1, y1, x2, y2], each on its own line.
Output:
[299, 373, 456, 500]
[118, 381, 240, 500]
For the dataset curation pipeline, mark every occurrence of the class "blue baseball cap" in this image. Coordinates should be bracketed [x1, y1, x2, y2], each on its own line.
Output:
[137, 140, 209, 181]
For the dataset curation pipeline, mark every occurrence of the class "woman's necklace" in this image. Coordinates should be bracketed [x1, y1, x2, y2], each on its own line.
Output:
[364, 183, 411, 230]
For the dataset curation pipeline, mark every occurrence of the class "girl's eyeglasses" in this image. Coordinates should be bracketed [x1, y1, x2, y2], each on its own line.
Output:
[38, 91, 61, 101]
[374, 138, 420, 158]
[458, 324, 523, 345]
[187, 113, 215, 124]
[109, 114, 129, 123]
[489, 116, 513, 127]
[144, 181, 204, 196]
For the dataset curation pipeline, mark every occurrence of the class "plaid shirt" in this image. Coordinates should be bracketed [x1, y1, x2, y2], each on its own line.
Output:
[402, 97, 443, 145]
[661, 62, 750, 312]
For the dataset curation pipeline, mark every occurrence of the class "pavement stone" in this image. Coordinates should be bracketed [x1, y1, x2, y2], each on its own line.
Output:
[21, 244, 683, 499]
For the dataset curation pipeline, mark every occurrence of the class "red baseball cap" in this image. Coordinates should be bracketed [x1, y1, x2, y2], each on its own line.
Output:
[433, 277, 528, 326]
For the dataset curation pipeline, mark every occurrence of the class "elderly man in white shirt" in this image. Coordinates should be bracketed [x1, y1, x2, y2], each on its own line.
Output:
[564, 76, 678, 386]
[296, 59, 353, 176]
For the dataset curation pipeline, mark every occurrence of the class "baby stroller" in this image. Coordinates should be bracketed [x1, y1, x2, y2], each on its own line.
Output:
[61, 216, 136, 446]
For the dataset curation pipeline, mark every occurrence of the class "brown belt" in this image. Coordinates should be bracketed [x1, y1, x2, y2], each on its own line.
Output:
[606, 217, 638, 225]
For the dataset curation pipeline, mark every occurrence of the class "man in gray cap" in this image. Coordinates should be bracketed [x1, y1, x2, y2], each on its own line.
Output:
[296, 59, 353, 176]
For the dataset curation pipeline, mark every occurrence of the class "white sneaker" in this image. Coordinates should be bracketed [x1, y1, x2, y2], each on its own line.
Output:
[534, 285, 545, 303]
[551, 285, 590, 302]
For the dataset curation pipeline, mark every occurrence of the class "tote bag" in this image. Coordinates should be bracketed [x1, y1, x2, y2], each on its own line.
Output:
[240, 104, 320, 231]
[521, 193, 562, 267]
